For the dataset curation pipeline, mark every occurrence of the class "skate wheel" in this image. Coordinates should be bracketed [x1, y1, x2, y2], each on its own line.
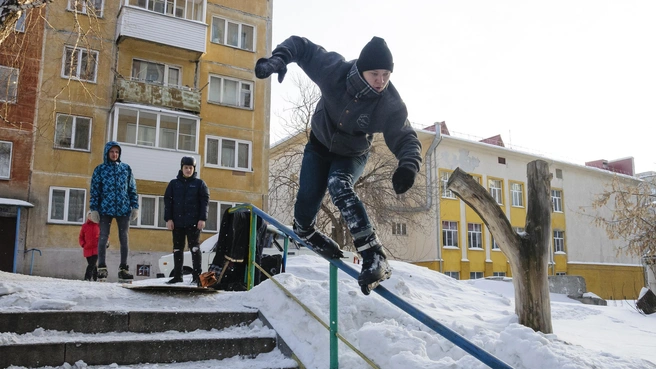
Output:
[361, 284, 372, 295]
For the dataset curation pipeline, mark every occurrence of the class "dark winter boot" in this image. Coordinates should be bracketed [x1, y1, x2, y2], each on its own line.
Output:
[97, 265, 108, 281]
[293, 220, 344, 259]
[191, 246, 202, 287]
[191, 269, 201, 287]
[167, 249, 184, 284]
[356, 234, 392, 294]
[92, 266, 98, 281]
[118, 264, 134, 282]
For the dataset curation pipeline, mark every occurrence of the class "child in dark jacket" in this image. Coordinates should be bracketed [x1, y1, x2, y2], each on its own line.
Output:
[164, 156, 210, 286]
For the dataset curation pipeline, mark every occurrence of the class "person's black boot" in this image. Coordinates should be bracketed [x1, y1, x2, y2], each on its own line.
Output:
[167, 249, 184, 284]
[355, 234, 392, 295]
[118, 264, 134, 283]
[293, 220, 344, 259]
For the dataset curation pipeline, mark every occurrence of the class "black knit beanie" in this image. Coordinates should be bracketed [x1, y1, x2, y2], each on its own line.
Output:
[356, 36, 394, 72]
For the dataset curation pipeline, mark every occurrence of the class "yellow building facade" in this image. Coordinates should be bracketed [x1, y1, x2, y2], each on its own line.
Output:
[23, 0, 272, 281]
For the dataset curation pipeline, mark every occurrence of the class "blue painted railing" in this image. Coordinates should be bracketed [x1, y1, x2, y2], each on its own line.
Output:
[232, 204, 513, 369]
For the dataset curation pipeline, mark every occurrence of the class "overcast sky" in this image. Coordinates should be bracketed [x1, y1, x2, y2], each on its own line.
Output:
[269, 0, 656, 175]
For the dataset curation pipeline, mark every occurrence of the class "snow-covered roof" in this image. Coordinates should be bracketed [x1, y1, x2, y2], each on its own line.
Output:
[0, 198, 34, 207]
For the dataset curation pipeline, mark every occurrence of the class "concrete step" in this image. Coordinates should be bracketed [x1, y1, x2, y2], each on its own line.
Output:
[0, 311, 299, 368]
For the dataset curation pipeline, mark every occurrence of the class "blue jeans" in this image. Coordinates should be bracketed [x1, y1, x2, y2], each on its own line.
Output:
[98, 215, 130, 266]
[294, 136, 373, 241]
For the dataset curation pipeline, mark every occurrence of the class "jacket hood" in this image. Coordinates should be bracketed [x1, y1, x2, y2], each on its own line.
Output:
[103, 141, 121, 164]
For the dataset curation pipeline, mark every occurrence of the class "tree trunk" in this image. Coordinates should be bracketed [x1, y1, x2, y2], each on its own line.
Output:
[447, 160, 553, 333]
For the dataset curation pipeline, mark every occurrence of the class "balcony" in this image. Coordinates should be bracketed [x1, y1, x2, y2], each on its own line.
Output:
[115, 77, 201, 114]
[117, 4, 207, 54]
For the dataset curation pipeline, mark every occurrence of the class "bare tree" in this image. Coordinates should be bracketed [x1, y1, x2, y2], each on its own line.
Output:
[269, 73, 431, 255]
[591, 175, 656, 290]
[447, 161, 553, 333]
[0, 0, 53, 46]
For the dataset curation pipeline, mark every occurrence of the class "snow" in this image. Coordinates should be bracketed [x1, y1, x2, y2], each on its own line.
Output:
[1, 255, 655, 369]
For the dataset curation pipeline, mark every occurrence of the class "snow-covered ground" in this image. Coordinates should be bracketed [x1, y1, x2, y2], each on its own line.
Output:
[1, 255, 654, 369]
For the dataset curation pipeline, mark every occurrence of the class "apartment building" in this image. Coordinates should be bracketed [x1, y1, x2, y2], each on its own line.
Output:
[14, 0, 272, 280]
[270, 123, 646, 299]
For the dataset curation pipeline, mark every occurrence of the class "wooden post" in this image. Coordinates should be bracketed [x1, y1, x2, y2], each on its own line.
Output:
[447, 160, 553, 333]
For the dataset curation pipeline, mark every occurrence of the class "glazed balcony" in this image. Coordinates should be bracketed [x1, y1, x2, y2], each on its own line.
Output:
[117, 0, 207, 54]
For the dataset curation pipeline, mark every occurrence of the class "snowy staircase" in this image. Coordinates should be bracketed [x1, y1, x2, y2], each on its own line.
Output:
[0, 310, 299, 368]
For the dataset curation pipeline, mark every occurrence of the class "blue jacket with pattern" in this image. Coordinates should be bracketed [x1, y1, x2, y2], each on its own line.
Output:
[271, 36, 422, 173]
[90, 141, 138, 217]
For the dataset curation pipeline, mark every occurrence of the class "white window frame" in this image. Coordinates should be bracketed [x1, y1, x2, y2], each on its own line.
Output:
[54, 113, 92, 151]
[491, 236, 500, 250]
[205, 136, 252, 172]
[61, 46, 99, 83]
[210, 16, 255, 51]
[493, 272, 506, 277]
[510, 182, 524, 207]
[440, 171, 456, 199]
[208, 74, 253, 109]
[488, 179, 503, 205]
[113, 106, 199, 152]
[392, 222, 407, 236]
[131, 195, 167, 229]
[129, 0, 204, 21]
[444, 271, 460, 280]
[204, 201, 237, 233]
[48, 187, 86, 224]
[552, 189, 563, 212]
[467, 223, 483, 249]
[0, 141, 12, 179]
[442, 221, 458, 248]
[131, 58, 181, 87]
[0, 65, 19, 103]
[554, 230, 565, 253]
[67, 0, 104, 17]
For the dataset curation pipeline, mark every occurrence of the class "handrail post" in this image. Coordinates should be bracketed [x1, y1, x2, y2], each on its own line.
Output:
[247, 206, 257, 290]
[329, 263, 338, 368]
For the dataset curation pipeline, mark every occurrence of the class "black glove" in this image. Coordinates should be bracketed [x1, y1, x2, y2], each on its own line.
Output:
[392, 166, 416, 195]
[255, 56, 287, 83]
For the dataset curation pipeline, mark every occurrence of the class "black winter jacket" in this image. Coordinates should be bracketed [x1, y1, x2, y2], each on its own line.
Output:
[164, 171, 210, 228]
[272, 36, 422, 173]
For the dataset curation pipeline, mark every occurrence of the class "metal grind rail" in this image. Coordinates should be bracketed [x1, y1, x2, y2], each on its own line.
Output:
[231, 204, 514, 369]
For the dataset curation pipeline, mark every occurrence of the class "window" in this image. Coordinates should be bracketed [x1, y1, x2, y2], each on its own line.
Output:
[211, 16, 255, 51]
[114, 106, 198, 151]
[208, 75, 253, 109]
[498, 157, 506, 164]
[444, 271, 460, 280]
[493, 272, 506, 277]
[555, 169, 563, 179]
[470, 272, 484, 280]
[555, 272, 566, 276]
[128, 0, 203, 21]
[62, 46, 98, 82]
[48, 187, 86, 224]
[510, 182, 524, 207]
[131, 195, 167, 228]
[440, 171, 456, 199]
[205, 136, 251, 171]
[0, 141, 12, 179]
[205, 201, 235, 232]
[131, 59, 181, 87]
[392, 222, 407, 236]
[442, 221, 458, 247]
[491, 237, 500, 250]
[554, 230, 564, 253]
[467, 223, 482, 249]
[54, 114, 91, 151]
[488, 179, 503, 205]
[0, 65, 19, 103]
[513, 227, 525, 235]
[15, 11, 26, 32]
[68, 0, 104, 17]
[551, 190, 563, 212]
